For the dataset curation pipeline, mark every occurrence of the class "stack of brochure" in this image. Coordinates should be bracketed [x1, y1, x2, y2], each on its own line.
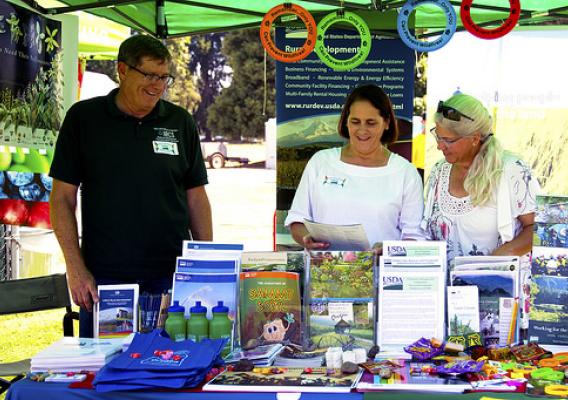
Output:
[225, 343, 283, 366]
[31, 337, 123, 372]
[172, 241, 243, 320]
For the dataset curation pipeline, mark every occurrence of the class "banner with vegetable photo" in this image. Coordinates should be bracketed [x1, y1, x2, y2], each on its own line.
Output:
[0, 0, 63, 228]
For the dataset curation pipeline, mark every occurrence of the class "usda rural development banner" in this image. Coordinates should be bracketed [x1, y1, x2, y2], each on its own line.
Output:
[0, 0, 62, 227]
[275, 28, 414, 248]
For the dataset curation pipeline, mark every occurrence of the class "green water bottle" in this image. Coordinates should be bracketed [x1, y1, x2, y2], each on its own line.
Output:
[209, 301, 232, 357]
[164, 301, 186, 342]
[186, 301, 209, 342]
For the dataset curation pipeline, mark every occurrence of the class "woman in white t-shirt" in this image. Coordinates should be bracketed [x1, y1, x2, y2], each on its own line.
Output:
[285, 84, 424, 250]
[422, 93, 540, 263]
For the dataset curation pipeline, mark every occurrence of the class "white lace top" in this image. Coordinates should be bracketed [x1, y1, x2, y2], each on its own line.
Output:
[422, 155, 539, 263]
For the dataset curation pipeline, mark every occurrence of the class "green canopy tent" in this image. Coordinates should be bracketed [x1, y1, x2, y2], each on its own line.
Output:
[19, 0, 568, 39]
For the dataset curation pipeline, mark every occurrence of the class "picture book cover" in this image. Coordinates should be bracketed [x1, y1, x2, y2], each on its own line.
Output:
[239, 271, 302, 348]
[307, 251, 375, 350]
[94, 284, 139, 339]
[203, 367, 363, 393]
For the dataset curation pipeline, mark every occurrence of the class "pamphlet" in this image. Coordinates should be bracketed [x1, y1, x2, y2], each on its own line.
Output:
[94, 284, 139, 339]
[304, 219, 370, 251]
[498, 297, 516, 345]
[175, 257, 238, 273]
[377, 241, 446, 354]
[447, 286, 480, 336]
[171, 272, 237, 320]
[451, 256, 520, 347]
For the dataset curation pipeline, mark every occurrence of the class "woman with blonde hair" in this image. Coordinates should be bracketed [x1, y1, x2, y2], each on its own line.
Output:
[422, 93, 539, 262]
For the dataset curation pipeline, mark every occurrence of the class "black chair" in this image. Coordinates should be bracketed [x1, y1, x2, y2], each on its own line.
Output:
[0, 273, 79, 394]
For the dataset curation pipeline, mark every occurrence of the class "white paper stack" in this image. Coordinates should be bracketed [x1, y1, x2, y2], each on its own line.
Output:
[31, 337, 123, 372]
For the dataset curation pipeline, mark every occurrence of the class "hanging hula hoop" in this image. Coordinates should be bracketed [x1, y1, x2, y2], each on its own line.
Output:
[260, 3, 317, 63]
[461, 0, 520, 39]
[314, 11, 371, 71]
[397, 0, 456, 52]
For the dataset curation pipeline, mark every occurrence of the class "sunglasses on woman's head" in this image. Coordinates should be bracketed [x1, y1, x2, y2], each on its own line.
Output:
[437, 101, 474, 122]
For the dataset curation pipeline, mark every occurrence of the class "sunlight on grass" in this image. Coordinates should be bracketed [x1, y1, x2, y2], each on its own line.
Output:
[1, 309, 77, 399]
[0, 309, 75, 363]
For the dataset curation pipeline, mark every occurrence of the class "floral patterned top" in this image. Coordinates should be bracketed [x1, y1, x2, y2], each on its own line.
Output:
[421, 154, 539, 263]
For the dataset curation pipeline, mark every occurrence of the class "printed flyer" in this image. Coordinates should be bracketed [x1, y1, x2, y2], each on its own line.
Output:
[94, 284, 139, 338]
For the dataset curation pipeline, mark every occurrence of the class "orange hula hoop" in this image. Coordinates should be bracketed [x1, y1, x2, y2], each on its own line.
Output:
[260, 3, 317, 63]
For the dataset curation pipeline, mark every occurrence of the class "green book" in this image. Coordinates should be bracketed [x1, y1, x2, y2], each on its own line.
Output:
[239, 270, 302, 348]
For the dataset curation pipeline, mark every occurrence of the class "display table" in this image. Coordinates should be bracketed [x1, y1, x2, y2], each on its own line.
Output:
[7, 379, 541, 400]
[6, 378, 364, 400]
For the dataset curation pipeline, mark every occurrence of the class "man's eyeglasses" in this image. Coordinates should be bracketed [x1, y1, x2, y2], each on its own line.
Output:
[126, 63, 175, 87]
[430, 127, 466, 145]
[437, 101, 474, 122]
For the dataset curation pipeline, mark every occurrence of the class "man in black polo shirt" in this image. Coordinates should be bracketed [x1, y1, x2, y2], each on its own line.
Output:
[49, 35, 212, 337]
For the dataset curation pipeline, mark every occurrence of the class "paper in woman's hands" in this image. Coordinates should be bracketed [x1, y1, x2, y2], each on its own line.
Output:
[303, 219, 370, 251]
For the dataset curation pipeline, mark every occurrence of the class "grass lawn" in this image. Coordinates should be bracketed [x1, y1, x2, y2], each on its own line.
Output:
[0, 309, 77, 399]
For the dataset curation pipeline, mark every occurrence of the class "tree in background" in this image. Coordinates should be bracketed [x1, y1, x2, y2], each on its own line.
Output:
[189, 34, 228, 141]
[207, 29, 275, 141]
[86, 36, 199, 113]
[86, 59, 118, 82]
[167, 36, 200, 112]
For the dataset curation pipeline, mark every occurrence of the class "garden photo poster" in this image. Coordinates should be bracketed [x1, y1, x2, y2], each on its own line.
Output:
[0, 0, 63, 227]
[529, 195, 568, 347]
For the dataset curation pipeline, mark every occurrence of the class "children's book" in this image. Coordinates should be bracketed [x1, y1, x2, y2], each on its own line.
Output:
[306, 250, 376, 351]
[94, 284, 139, 339]
[203, 367, 363, 393]
[239, 271, 302, 348]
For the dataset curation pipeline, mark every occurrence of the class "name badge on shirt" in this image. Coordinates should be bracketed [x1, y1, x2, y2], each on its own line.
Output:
[323, 176, 346, 187]
[152, 141, 179, 155]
